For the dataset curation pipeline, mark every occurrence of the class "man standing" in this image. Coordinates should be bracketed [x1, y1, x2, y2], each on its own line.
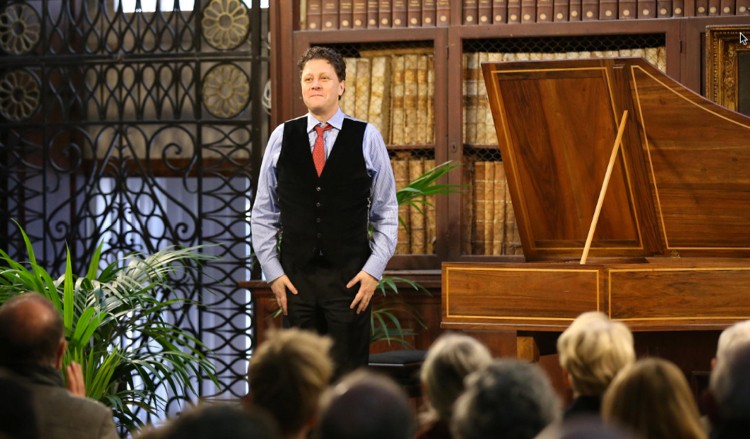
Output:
[0, 293, 119, 439]
[251, 46, 398, 376]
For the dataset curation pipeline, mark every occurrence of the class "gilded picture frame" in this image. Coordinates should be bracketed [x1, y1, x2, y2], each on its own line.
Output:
[706, 25, 750, 116]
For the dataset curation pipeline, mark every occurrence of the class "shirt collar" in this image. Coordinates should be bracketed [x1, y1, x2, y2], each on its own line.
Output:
[307, 108, 344, 133]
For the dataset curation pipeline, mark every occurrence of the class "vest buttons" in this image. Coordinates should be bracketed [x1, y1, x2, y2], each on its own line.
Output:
[316, 202, 321, 207]
[316, 186, 321, 192]
[316, 218, 321, 223]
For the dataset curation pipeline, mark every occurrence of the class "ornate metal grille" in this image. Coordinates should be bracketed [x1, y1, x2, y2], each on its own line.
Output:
[0, 0, 268, 419]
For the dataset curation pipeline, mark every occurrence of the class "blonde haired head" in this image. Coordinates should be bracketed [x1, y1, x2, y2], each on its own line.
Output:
[557, 311, 635, 396]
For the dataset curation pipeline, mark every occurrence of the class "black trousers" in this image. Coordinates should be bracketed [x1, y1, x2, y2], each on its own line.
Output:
[283, 256, 371, 379]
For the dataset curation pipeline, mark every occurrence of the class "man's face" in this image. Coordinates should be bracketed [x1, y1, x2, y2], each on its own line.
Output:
[300, 59, 344, 119]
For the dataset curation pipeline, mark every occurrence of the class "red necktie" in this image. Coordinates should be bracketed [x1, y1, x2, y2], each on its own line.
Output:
[312, 123, 332, 176]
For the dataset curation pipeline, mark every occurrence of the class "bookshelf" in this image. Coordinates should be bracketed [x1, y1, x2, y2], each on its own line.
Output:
[269, 1, 750, 270]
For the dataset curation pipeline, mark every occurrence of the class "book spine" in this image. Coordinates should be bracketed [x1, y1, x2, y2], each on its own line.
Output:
[423, 0, 437, 25]
[436, 0, 451, 25]
[390, 55, 405, 145]
[537, 0, 553, 21]
[553, 0, 569, 20]
[427, 56, 435, 143]
[521, 0, 536, 22]
[368, 56, 391, 145]
[637, 0, 656, 17]
[461, 158, 474, 254]
[476, 52, 489, 145]
[483, 161, 495, 254]
[340, 0, 354, 28]
[472, 161, 486, 255]
[464, 52, 479, 145]
[379, 0, 392, 26]
[709, 0, 725, 12]
[393, 0, 407, 26]
[619, 0, 636, 18]
[307, 0, 323, 30]
[425, 159, 437, 254]
[416, 55, 429, 144]
[408, 0, 422, 26]
[492, 0, 508, 22]
[581, 0, 599, 20]
[340, 58, 358, 116]
[507, 0, 522, 22]
[600, 0, 618, 18]
[392, 155, 410, 254]
[353, 0, 367, 28]
[657, 0, 672, 15]
[463, 0, 479, 24]
[354, 58, 372, 120]
[657, 46, 667, 73]
[672, 0, 684, 15]
[478, 0, 493, 23]
[408, 159, 426, 254]
[367, 0, 380, 26]
[321, 0, 339, 29]
[569, 0, 582, 19]
[403, 54, 419, 145]
[720, 0, 735, 13]
[492, 162, 506, 255]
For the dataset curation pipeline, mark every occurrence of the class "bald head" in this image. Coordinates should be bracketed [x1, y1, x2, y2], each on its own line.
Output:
[0, 293, 64, 368]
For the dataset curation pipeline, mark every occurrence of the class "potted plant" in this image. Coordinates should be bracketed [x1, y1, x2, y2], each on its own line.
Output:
[0, 225, 219, 433]
[371, 160, 461, 346]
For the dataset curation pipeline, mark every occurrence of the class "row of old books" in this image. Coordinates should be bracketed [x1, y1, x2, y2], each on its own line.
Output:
[462, 160, 523, 256]
[301, 0, 747, 30]
[392, 154, 437, 255]
[461, 0, 746, 22]
[340, 50, 435, 146]
[463, 46, 666, 145]
[302, 1, 451, 30]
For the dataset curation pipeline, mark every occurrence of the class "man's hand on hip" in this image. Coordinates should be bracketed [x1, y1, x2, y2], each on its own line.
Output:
[270, 275, 297, 315]
[347, 271, 379, 314]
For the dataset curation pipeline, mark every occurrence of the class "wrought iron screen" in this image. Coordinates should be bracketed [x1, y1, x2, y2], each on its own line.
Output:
[0, 0, 268, 419]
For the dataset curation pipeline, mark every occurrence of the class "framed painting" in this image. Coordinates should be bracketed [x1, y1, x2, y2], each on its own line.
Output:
[706, 25, 750, 116]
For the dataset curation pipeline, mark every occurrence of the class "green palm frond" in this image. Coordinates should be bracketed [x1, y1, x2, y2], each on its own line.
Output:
[0, 223, 219, 433]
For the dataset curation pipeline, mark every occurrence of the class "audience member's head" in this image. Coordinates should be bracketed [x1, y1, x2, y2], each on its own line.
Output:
[247, 328, 333, 439]
[708, 340, 750, 427]
[314, 369, 415, 439]
[0, 378, 38, 439]
[144, 404, 280, 439]
[420, 332, 492, 422]
[0, 292, 65, 370]
[714, 320, 750, 367]
[536, 416, 637, 439]
[602, 358, 706, 439]
[451, 358, 561, 439]
[557, 312, 635, 398]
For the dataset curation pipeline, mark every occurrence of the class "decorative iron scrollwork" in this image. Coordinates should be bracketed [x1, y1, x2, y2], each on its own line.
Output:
[0, 4, 40, 55]
[202, 0, 250, 50]
[0, 69, 40, 121]
[202, 63, 250, 118]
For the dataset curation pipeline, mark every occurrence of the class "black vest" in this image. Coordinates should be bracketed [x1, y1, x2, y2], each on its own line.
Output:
[277, 117, 372, 269]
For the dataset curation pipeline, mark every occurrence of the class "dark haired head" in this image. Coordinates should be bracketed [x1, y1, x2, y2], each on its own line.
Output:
[297, 46, 346, 81]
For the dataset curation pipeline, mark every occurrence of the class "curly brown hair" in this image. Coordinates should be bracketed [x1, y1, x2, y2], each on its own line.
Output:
[297, 46, 346, 81]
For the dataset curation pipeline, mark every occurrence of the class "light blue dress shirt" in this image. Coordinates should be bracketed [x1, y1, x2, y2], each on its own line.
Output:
[251, 109, 399, 283]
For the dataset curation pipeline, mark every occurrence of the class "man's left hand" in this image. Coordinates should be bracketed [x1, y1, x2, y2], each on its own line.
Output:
[65, 361, 86, 397]
[347, 271, 379, 314]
